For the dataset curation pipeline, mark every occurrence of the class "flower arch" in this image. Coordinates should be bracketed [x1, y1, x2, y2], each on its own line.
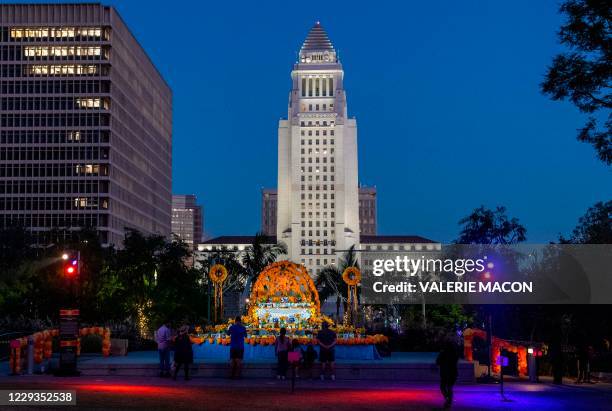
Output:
[248, 261, 320, 320]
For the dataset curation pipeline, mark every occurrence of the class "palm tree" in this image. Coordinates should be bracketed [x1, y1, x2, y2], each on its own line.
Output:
[240, 232, 287, 300]
[315, 245, 359, 322]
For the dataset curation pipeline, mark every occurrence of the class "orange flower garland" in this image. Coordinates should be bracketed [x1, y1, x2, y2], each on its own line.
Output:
[209, 264, 228, 284]
[209, 264, 228, 323]
[342, 267, 361, 286]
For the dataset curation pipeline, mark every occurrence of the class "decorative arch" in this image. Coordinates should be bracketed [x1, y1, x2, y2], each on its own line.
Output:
[248, 261, 320, 320]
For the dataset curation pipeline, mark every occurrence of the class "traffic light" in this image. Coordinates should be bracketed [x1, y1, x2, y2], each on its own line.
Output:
[61, 252, 79, 278]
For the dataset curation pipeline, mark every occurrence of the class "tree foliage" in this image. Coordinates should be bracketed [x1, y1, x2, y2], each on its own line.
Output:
[542, 0, 612, 164]
[455, 205, 527, 244]
[560, 200, 612, 243]
[0, 227, 208, 333]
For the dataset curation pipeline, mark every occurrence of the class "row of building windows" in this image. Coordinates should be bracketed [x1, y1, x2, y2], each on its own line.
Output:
[301, 77, 334, 97]
[0, 213, 108, 229]
[0, 163, 109, 178]
[1, 130, 109, 144]
[301, 174, 334, 182]
[0, 113, 110, 127]
[301, 250, 335, 258]
[301, 148, 333, 155]
[301, 201, 334, 209]
[301, 103, 334, 112]
[301, 184, 335, 191]
[362, 244, 436, 251]
[3, 27, 107, 41]
[0, 64, 108, 77]
[0, 180, 109, 194]
[301, 166, 334, 173]
[1, 96, 109, 110]
[0, 79, 110, 94]
[301, 238, 336, 246]
[0, 147, 109, 161]
[301, 192, 335, 200]
[301, 219, 335, 227]
[301, 211, 334, 219]
[300, 120, 334, 127]
[0, 196, 109, 211]
[0, 45, 108, 60]
[301, 157, 335, 164]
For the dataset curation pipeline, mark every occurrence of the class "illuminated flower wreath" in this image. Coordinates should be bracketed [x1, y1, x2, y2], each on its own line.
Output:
[209, 264, 228, 284]
[342, 267, 361, 286]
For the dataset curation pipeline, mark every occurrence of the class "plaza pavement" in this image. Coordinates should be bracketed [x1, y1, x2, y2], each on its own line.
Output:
[0, 373, 611, 410]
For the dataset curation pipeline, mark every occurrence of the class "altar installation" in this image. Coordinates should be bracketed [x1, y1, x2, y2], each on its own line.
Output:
[190, 261, 387, 361]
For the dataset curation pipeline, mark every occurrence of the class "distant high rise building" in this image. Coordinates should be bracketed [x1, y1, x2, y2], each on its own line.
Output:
[262, 186, 376, 236]
[277, 22, 360, 275]
[261, 188, 277, 236]
[0, 3, 172, 246]
[358, 186, 377, 235]
[172, 195, 203, 248]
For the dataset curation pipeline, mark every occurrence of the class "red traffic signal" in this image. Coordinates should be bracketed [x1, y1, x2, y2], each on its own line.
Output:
[61, 252, 79, 277]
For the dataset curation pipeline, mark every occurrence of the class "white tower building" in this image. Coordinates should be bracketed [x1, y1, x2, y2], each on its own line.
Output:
[277, 22, 360, 276]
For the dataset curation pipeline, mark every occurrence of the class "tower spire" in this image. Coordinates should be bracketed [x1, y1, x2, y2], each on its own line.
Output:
[299, 22, 337, 63]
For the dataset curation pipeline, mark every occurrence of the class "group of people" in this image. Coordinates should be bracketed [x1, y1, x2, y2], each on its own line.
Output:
[155, 321, 194, 381]
[230, 317, 337, 381]
[155, 317, 339, 382]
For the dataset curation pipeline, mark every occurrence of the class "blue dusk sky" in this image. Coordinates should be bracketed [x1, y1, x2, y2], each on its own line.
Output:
[10, 0, 611, 242]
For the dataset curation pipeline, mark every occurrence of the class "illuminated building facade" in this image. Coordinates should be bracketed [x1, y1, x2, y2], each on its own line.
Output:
[172, 194, 203, 248]
[277, 22, 360, 275]
[0, 3, 172, 245]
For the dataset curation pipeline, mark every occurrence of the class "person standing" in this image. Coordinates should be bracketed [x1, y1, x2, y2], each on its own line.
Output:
[155, 321, 172, 377]
[436, 340, 459, 409]
[228, 316, 247, 379]
[173, 325, 193, 381]
[317, 321, 337, 381]
[275, 328, 291, 380]
[301, 341, 318, 380]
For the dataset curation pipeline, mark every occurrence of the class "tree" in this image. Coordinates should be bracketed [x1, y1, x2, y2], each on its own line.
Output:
[240, 232, 287, 299]
[560, 200, 612, 243]
[315, 245, 359, 321]
[541, 0, 611, 164]
[456, 206, 527, 244]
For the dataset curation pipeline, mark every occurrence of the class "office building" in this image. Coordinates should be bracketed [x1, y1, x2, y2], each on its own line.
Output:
[0, 3, 172, 245]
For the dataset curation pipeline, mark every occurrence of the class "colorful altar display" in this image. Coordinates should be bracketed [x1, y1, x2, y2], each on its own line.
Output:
[463, 328, 539, 377]
[191, 261, 387, 360]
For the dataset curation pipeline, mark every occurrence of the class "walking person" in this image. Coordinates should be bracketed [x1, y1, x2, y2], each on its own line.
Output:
[317, 321, 337, 381]
[228, 316, 247, 379]
[436, 340, 459, 409]
[172, 325, 193, 381]
[155, 320, 172, 377]
[275, 327, 291, 380]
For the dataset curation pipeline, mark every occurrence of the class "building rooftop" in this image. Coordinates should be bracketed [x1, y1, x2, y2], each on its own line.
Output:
[201, 235, 277, 245]
[300, 21, 335, 53]
[360, 235, 437, 244]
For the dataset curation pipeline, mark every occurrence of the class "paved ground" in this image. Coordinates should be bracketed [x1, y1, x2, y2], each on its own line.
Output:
[0, 376, 611, 410]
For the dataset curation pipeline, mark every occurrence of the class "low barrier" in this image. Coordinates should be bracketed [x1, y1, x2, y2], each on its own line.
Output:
[9, 327, 110, 374]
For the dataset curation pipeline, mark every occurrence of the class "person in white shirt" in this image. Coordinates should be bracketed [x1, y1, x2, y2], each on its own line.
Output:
[155, 321, 172, 377]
